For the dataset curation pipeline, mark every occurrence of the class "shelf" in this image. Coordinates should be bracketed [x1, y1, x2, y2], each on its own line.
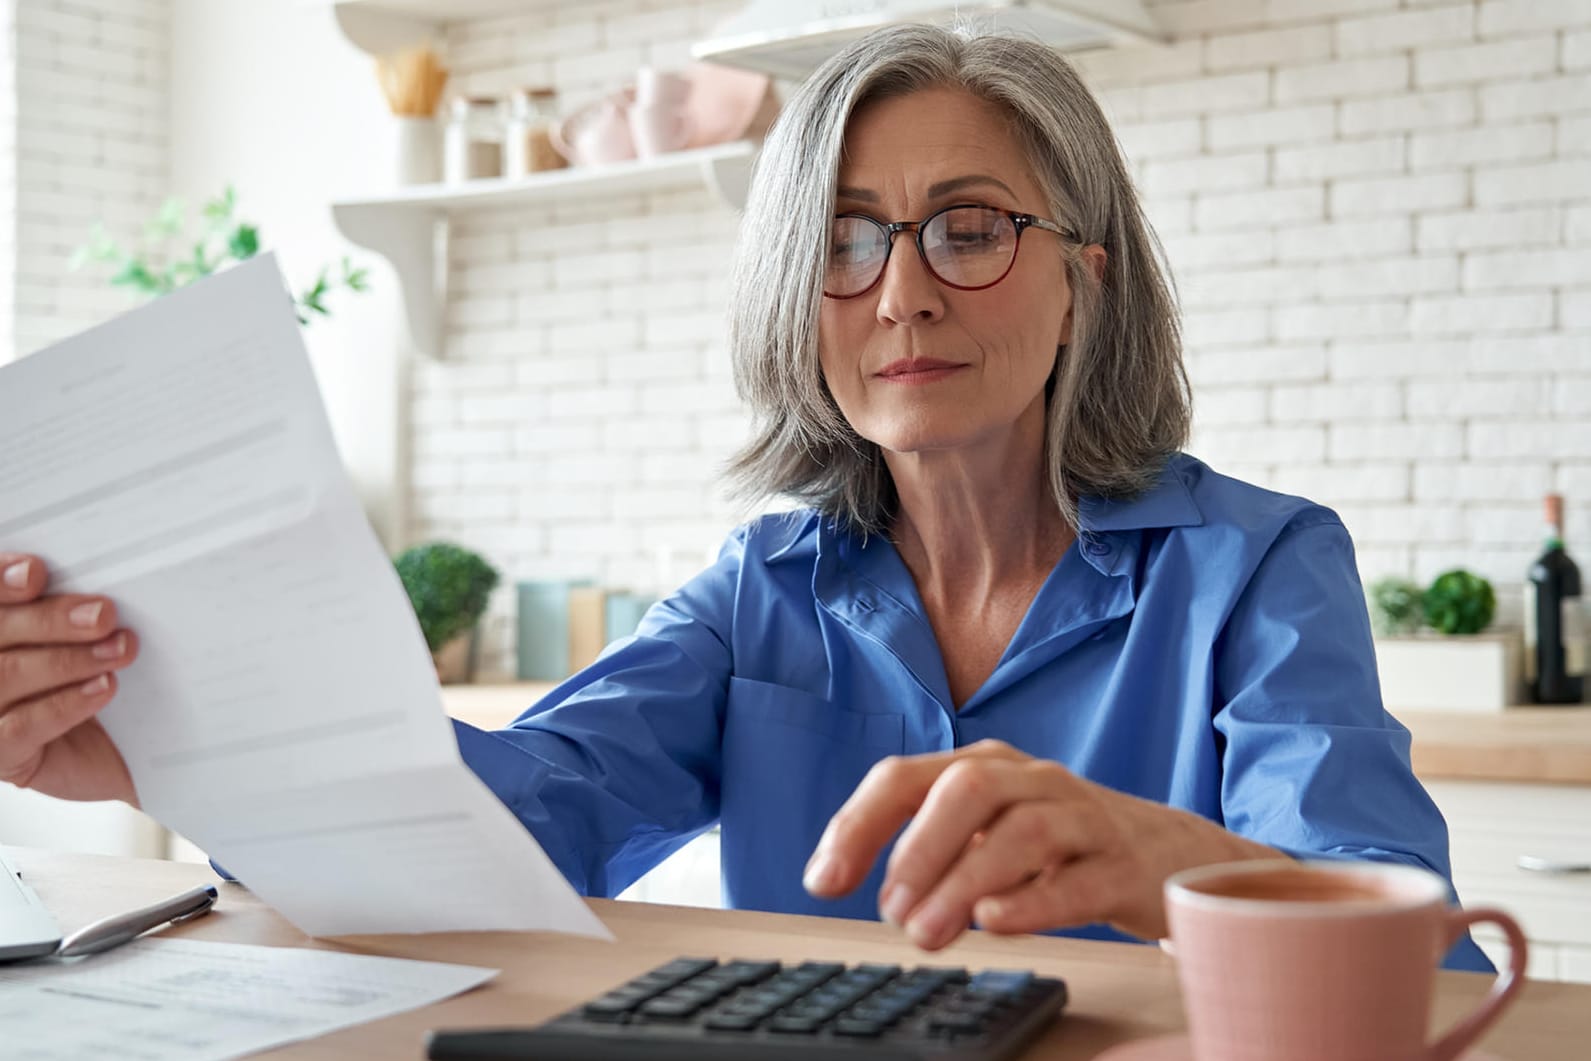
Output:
[320, 0, 532, 56]
[330, 141, 756, 357]
[691, 0, 1166, 81]
[335, 140, 756, 212]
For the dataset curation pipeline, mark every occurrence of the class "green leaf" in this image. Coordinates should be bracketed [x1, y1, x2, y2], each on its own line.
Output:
[201, 186, 236, 224]
[146, 197, 185, 240]
[228, 224, 259, 260]
[110, 260, 161, 294]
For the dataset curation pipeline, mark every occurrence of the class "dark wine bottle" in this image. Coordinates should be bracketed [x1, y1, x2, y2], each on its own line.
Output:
[1525, 493, 1585, 704]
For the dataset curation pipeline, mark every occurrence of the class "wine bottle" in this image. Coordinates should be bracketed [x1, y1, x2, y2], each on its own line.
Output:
[1525, 493, 1585, 703]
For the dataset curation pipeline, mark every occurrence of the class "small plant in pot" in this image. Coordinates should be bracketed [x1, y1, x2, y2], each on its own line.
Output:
[395, 542, 500, 684]
[1368, 568, 1516, 712]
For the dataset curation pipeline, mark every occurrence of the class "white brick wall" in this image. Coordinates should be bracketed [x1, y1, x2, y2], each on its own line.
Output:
[1078, 0, 1591, 601]
[397, 0, 1591, 676]
[8, 0, 170, 360]
[0, 3, 16, 360]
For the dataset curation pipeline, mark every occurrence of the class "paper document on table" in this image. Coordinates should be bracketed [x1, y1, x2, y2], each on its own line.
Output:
[0, 937, 495, 1061]
[0, 255, 607, 939]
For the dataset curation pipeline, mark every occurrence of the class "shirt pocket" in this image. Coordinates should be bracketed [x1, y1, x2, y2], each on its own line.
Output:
[725, 676, 905, 751]
[719, 677, 905, 899]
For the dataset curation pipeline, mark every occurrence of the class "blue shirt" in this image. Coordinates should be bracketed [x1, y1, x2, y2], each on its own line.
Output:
[452, 454, 1492, 972]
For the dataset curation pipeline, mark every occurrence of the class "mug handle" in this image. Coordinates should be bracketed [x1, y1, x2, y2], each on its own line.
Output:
[1423, 907, 1528, 1061]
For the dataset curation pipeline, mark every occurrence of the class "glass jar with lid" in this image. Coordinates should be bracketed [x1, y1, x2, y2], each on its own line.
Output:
[443, 95, 504, 183]
[504, 87, 565, 178]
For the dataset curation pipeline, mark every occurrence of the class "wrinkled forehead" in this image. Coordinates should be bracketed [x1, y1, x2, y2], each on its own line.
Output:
[834, 87, 1049, 210]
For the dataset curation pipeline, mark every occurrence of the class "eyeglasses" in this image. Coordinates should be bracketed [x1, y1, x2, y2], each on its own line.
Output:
[823, 204, 1077, 300]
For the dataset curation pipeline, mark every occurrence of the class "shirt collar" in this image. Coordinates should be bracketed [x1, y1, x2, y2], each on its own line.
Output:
[1076, 454, 1204, 534]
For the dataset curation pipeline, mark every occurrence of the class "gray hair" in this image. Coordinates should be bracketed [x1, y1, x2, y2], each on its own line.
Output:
[725, 23, 1190, 536]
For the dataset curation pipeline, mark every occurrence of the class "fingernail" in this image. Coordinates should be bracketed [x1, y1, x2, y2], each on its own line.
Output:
[803, 852, 841, 894]
[92, 634, 126, 660]
[80, 674, 110, 696]
[3, 560, 29, 589]
[880, 883, 916, 926]
[906, 899, 955, 949]
[69, 601, 104, 628]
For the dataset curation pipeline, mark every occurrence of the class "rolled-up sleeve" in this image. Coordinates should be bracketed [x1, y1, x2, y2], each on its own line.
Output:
[1213, 514, 1493, 972]
[451, 528, 745, 898]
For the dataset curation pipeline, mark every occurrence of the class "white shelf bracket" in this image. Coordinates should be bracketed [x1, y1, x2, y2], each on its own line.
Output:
[702, 152, 753, 210]
[331, 204, 448, 357]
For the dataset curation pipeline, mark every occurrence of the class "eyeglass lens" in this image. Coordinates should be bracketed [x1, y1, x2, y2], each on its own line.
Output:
[825, 206, 1020, 298]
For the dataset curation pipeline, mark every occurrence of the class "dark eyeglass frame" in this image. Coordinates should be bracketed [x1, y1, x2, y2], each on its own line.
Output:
[823, 203, 1079, 300]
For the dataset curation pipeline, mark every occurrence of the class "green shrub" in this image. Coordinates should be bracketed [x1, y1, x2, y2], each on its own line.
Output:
[1422, 569, 1496, 636]
[395, 542, 499, 652]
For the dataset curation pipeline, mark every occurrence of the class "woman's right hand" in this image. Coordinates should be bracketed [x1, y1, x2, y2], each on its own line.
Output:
[0, 553, 140, 806]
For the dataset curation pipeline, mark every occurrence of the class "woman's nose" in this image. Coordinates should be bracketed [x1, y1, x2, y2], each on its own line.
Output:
[874, 234, 945, 326]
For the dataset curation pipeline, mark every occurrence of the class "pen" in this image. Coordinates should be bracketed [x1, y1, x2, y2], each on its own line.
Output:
[55, 884, 219, 959]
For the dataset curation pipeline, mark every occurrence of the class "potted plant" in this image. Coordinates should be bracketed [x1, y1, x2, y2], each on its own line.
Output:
[71, 185, 369, 323]
[395, 542, 500, 684]
[1369, 569, 1522, 712]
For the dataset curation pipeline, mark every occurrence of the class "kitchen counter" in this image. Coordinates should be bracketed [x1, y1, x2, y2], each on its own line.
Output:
[441, 683, 1591, 786]
[1399, 707, 1591, 785]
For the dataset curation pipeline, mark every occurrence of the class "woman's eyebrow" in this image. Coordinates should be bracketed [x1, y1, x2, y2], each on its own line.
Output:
[835, 184, 880, 202]
[927, 174, 1019, 199]
[834, 174, 1021, 204]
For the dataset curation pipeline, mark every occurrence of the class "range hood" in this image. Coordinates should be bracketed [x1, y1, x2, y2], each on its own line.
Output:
[692, 0, 1166, 80]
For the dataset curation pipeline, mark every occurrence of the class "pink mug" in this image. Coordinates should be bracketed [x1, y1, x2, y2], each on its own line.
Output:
[1165, 860, 1527, 1061]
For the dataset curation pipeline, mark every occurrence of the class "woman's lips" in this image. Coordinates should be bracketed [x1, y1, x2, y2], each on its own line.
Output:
[875, 358, 968, 384]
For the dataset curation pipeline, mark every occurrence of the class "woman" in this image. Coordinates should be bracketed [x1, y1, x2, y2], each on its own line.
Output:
[0, 25, 1488, 969]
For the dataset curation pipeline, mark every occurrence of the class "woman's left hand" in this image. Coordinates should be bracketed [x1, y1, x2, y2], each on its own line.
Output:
[801, 739, 1280, 949]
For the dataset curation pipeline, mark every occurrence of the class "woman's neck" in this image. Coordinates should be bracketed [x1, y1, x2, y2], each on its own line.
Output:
[885, 408, 1074, 603]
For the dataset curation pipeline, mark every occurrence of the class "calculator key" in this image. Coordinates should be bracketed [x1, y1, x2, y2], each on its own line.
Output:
[720, 960, 781, 984]
[703, 1011, 763, 1031]
[856, 963, 903, 977]
[655, 957, 719, 978]
[637, 996, 705, 1019]
[968, 970, 1034, 996]
[766, 1014, 823, 1034]
[846, 1003, 907, 1026]
[580, 995, 638, 1021]
[794, 961, 846, 978]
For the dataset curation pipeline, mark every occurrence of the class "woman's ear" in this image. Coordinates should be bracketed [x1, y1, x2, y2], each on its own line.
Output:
[1057, 244, 1109, 346]
[1084, 243, 1108, 284]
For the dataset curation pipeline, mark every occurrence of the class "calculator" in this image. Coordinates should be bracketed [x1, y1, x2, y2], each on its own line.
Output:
[425, 955, 1068, 1060]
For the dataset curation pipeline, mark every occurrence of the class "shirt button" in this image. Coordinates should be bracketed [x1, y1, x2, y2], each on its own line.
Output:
[1085, 540, 1112, 557]
[855, 598, 874, 612]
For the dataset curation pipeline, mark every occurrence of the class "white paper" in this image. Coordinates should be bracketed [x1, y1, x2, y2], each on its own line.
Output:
[0, 256, 608, 939]
[0, 937, 495, 1061]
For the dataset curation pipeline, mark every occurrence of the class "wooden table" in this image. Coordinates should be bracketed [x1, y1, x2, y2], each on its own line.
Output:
[443, 682, 1591, 785]
[13, 847, 1591, 1059]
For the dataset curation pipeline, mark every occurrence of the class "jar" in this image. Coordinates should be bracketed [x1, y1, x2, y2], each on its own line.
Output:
[443, 96, 504, 183]
[504, 87, 565, 178]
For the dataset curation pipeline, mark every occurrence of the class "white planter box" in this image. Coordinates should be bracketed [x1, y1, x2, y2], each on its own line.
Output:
[1374, 632, 1526, 712]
